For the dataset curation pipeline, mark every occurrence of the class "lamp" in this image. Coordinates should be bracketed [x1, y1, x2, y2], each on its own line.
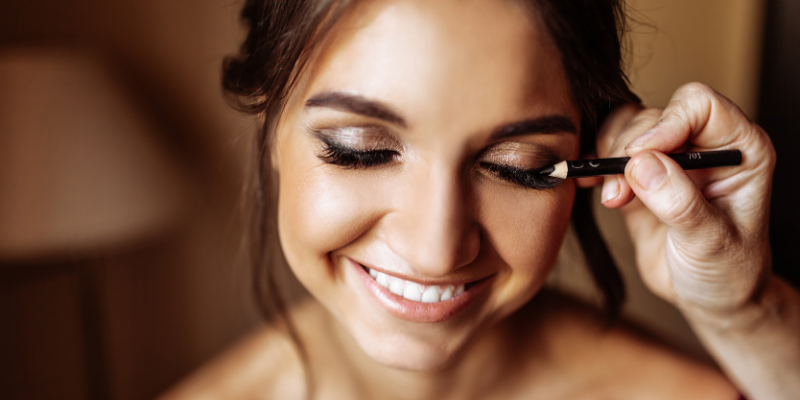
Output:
[0, 48, 186, 260]
[0, 48, 188, 399]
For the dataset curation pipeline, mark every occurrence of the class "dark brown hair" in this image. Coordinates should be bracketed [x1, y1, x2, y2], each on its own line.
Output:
[223, 0, 639, 393]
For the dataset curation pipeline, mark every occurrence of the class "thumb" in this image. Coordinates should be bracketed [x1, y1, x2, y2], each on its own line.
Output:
[624, 150, 722, 245]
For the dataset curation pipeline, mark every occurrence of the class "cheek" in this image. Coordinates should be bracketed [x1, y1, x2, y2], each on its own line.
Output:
[477, 181, 575, 310]
[276, 145, 389, 288]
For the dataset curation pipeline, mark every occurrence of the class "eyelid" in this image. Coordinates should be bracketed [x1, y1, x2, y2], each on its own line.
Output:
[306, 124, 404, 153]
[479, 142, 562, 169]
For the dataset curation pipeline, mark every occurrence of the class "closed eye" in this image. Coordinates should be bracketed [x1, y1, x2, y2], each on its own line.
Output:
[478, 162, 560, 190]
[317, 135, 399, 169]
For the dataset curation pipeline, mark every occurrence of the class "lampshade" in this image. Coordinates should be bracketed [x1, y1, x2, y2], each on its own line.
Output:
[0, 48, 187, 261]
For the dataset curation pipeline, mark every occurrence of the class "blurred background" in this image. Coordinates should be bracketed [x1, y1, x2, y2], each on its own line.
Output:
[0, 0, 797, 399]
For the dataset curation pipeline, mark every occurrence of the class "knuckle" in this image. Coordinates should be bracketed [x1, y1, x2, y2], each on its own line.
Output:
[630, 108, 663, 128]
[663, 97, 693, 122]
[740, 124, 777, 171]
[678, 82, 715, 98]
[608, 108, 664, 155]
[757, 125, 776, 155]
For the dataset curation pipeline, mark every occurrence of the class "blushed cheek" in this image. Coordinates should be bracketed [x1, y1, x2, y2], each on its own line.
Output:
[479, 182, 575, 303]
[277, 162, 389, 289]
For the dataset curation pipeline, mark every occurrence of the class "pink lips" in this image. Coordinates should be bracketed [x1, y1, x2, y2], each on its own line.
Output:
[349, 258, 492, 323]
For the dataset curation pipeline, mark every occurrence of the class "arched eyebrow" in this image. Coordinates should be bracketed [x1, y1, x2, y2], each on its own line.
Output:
[490, 115, 577, 139]
[305, 91, 577, 138]
[305, 91, 407, 128]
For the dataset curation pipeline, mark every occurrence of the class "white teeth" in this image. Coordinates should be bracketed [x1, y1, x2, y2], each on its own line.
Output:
[421, 286, 441, 303]
[440, 286, 453, 301]
[402, 281, 423, 301]
[376, 271, 389, 287]
[389, 277, 405, 296]
[366, 268, 468, 303]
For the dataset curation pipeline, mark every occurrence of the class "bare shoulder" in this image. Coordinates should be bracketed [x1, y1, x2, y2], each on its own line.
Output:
[517, 290, 740, 400]
[158, 300, 326, 400]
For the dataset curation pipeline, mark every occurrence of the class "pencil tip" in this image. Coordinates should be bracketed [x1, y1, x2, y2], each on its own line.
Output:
[540, 166, 555, 176]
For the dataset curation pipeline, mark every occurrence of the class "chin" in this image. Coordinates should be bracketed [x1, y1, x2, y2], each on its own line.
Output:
[349, 324, 472, 371]
[362, 338, 461, 371]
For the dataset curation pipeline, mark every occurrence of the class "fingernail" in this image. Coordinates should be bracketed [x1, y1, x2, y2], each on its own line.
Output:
[601, 177, 620, 203]
[626, 128, 656, 149]
[632, 154, 667, 191]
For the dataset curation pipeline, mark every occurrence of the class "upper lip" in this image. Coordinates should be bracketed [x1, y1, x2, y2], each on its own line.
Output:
[353, 258, 493, 286]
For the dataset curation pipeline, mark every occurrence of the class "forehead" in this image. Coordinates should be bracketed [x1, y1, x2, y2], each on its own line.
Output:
[299, 0, 577, 132]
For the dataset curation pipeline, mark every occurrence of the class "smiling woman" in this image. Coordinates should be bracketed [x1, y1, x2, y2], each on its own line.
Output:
[273, 0, 588, 372]
[160, 0, 799, 399]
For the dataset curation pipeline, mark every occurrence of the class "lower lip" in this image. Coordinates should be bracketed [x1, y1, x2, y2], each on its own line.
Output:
[349, 258, 492, 323]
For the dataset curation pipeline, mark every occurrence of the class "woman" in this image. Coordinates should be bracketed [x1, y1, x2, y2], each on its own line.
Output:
[163, 0, 800, 398]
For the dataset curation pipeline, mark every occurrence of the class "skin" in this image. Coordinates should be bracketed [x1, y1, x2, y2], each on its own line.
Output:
[161, 0, 800, 398]
[275, 0, 578, 371]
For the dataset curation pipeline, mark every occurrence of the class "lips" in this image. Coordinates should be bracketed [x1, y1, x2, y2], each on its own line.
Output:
[348, 258, 492, 323]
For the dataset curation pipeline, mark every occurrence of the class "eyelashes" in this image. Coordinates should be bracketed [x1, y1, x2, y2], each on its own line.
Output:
[314, 136, 560, 190]
[316, 135, 399, 169]
[477, 162, 560, 190]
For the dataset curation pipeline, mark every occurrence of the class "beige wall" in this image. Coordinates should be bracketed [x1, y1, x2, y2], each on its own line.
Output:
[626, 0, 765, 117]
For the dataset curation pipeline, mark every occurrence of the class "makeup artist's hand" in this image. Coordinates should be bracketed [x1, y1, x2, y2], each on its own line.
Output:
[592, 83, 800, 400]
[592, 82, 775, 316]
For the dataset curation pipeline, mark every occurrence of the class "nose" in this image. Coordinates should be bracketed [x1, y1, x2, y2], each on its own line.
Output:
[385, 161, 480, 278]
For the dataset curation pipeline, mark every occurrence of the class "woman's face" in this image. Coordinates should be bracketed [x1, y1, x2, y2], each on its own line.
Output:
[275, 0, 580, 370]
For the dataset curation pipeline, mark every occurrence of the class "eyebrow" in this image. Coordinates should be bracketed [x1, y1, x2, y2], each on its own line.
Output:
[490, 115, 578, 139]
[305, 91, 407, 128]
[305, 91, 577, 138]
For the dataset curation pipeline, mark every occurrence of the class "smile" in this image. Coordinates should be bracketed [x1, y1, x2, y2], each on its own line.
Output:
[349, 258, 492, 323]
[366, 267, 466, 303]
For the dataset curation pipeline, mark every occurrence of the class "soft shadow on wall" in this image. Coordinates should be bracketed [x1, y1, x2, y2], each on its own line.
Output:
[0, 1, 259, 400]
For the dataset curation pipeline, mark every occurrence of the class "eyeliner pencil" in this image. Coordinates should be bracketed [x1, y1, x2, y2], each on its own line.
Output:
[540, 150, 742, 179]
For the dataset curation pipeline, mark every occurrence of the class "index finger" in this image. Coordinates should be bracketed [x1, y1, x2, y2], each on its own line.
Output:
[624, 82, 759, 155]
[595, 104, 660, 208]
[596, 103, 652, 159]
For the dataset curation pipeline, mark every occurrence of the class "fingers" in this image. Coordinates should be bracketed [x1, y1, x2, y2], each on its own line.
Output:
[596, 83, 775, 211]
[596, 105, 663, 208]
[600, 175, 635, 207]
[625, 149, 725, 246]
[624, 82, 760, 155]
[620, 83, 775, 231]
[576, 176, 602, 189]
[597, 105, 661, 158]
